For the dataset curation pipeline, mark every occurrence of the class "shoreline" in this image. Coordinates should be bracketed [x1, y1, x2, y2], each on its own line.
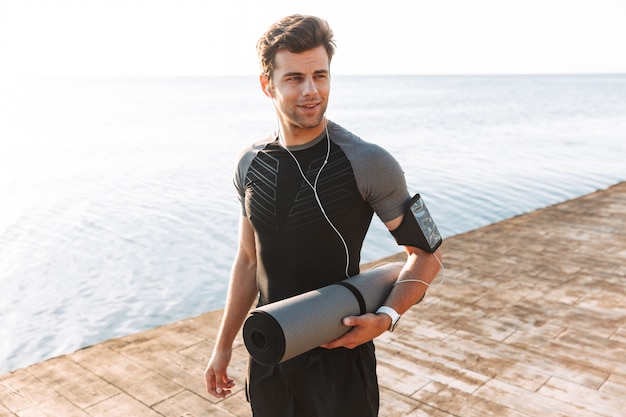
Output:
[1, 182, 625, 416]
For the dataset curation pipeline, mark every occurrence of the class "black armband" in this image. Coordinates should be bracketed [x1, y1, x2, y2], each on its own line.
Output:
[390, 194, 442, 253]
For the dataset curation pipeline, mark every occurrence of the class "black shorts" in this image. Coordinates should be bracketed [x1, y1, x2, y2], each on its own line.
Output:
[247, 341, 379, 417]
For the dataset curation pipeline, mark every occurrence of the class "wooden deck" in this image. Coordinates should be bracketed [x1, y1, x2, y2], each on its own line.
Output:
[1, 182, 625, 417]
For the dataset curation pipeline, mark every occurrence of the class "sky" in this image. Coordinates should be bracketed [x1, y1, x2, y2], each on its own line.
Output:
[0, 0, 625, 77]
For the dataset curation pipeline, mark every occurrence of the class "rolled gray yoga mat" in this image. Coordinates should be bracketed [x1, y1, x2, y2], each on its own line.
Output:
[243, 262, 403, 365]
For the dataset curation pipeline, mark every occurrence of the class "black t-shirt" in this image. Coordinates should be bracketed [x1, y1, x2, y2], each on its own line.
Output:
[235, 121, 409, 305]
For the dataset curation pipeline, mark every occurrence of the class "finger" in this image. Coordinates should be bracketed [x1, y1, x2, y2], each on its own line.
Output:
[209, 385, 231, 398]
[343, 316, 355, 326]
[206, 371, 229, 398]
[320, 332, 349, 349]
[218, 379, 235, 391]
[213, 375, 235, 397]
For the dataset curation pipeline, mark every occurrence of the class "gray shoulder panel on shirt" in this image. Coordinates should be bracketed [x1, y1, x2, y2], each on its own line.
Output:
[327, 121, 410, 223]
[234, 133, 275, 214]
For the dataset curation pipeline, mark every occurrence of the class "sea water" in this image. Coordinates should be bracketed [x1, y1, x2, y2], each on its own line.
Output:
[1, 74, 625, 373]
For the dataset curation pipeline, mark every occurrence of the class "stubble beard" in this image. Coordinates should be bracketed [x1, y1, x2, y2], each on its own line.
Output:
[285, 100, 328, 130]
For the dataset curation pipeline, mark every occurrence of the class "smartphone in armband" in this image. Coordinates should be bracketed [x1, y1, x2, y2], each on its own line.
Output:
[391, 194, 442, 253]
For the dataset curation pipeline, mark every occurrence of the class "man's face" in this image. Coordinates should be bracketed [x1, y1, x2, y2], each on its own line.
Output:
[268, 45, 331, 135]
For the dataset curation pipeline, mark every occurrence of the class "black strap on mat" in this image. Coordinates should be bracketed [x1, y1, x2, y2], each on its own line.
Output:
[335, 282, 367, 315]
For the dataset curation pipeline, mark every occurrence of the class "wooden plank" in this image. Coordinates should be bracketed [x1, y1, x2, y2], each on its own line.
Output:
[538, 376, 624, 417]
[71, 344, 184, 407]
[475, 378, 606, 417]
[152, 390, 243, 417]
[84, 393, 165, 417]
[11, 395, 90, 417]
[0, 370, 58, 413]
[26, 355, 119, 409]
[411, 381, 531, 417]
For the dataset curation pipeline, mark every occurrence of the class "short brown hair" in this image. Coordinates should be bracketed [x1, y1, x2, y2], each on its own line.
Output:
[257, 15, 336, 80]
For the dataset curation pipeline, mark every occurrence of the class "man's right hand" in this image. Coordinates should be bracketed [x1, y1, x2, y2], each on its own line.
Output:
[204, 349, 235, 398]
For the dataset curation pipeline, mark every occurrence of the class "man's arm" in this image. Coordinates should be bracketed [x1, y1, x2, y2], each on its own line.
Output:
[204, 216, 258, 398]
[320, 214, 442, 349]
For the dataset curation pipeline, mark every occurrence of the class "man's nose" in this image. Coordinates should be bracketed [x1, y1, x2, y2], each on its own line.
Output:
[302, 77, 318, 96]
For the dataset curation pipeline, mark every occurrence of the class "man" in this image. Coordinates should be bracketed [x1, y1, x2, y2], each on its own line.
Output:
[205, 14, 442, 417]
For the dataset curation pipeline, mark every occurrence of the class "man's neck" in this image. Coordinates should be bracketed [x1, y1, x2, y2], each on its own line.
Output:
[279, 120, 327, 147]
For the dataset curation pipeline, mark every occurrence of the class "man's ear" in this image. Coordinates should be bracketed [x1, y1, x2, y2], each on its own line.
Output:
[260, 74, 272, 98]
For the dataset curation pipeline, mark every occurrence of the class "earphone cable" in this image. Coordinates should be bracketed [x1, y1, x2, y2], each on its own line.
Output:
[278, 120, 351, 278]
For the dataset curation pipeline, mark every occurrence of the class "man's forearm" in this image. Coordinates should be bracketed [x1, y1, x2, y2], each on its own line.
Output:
[214, 258, 258, 350]
[381, 248, 442, 315]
